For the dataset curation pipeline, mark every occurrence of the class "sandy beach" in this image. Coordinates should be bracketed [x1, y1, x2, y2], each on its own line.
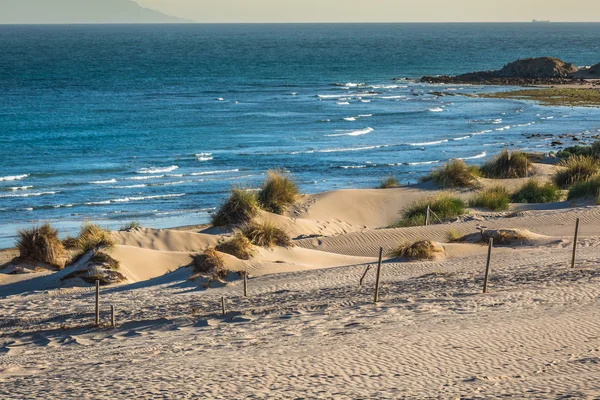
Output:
[2, 157, 600, 399]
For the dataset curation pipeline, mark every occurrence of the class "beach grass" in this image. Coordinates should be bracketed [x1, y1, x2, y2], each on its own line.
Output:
[512, 180, 562, 203]
[211, 187, 259, 227]
[192, 248, 227, 280]
[388, 240, 444, 260]
[480, 149, 531, 179]
[257, 169, 299, 214]
[423, 159, 479, 188]
[392, 193, 467, 227]
[75, 223, 115, 254]
[16, 223, 66, 269]
[469, 186, 511, 211]
[567, 175, 600, 200]
[120, 221, 141, 231]
[553, 155, 600, 188]
[216, 232, 256, 260]
[378, 176, 400, 189]
[482, 88, 600, 107]
[241, 221, 293, 248]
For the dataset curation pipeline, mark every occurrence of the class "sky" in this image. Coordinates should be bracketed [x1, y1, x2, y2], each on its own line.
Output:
[136, 0, 600, 23]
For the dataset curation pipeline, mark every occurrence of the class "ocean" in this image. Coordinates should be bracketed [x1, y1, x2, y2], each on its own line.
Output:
[1, 23, 600, 247]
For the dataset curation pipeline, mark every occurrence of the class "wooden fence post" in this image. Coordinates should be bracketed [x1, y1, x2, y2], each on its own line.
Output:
[221, 296, 226, 316]
[243, 272, 248, 297]
[374, 247, 383, 303]
[571, 218, 580, 268]
[110, 305, 116, 328]
[483, 238, 493, 294]
[95, 280, 100, 327]
[359, 265, 372, 287]
[425, 205, 431, 226]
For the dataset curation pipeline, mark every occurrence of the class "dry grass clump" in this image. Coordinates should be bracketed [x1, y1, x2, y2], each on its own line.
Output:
[388, 240, 444, 260]
[120, 221, 141, 231]
[393, 193, 467, 227]
[241, 221, 293, 248]
[567, 175, 600, 200]
[469, 186, 511, 211]
[192, 248, 227, 280]
[423, 159, 479, 188]
[257, 169, 299, 214]
[61, 250, 125, 285]
[512, 179, 562, 203]
[16, 223, 67, 269]
[75, 223, 115, 253]
[446, 229, 461, 242]
[216, 232, 257, 260]
[553, 155, 600, 188]
[211, 188, 259, 227]
[483, 229, 529, 245]
[378, 176, 400, 189]
[480, 149, 531, 179]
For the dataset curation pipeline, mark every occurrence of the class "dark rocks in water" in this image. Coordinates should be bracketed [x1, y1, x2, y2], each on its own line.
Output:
[574, 62, 600, 79]
[420, 57, 591, 85]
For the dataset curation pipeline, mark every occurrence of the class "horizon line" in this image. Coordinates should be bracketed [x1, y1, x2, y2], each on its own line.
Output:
[2, 21, 600, 25]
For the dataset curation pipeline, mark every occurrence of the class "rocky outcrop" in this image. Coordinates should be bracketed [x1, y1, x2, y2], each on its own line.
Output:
[574, 62, 600, 79]
[421, 57, 590, 85]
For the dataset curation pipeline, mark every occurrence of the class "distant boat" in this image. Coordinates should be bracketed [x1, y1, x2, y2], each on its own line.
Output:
[532, 19, 551, 23]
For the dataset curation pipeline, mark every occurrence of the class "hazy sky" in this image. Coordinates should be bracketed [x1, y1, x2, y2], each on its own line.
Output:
[136, 0, 600, 23]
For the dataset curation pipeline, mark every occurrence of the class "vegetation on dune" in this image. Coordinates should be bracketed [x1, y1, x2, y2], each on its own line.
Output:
[392, 193, 467, 227]
[257, 169, 300, 214]
[216, 232, 257, 260]
[61, 250, 124, 285]
[512, 180, 562, 203]
[557, 140, 600, 160]
[446, 229, 461, 243]
[241, 221, 293, 248]
[469, 186, 511, 211]
[482, 88, 600, 107]
[16, 223, 66, 269]
[120, 221, 141, 231]
[388, 240, 444, 260]
[553, 155, 600, 188]
[211, 187, 259, 227]
[378, 176, 400, 189]
[567, 175, 600, 201]
[422, 159, 479, 188]
[75, 223, 115, 254]
[192, 248, 228, 280]
[480, 149, 531, 179]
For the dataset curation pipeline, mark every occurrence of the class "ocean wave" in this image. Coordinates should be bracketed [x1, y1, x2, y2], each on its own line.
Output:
[336, 101, 350, 105]
[382, 95, 407, 99]
[358, 114, 373, 118]
[472, 130, 493, 135]
[428, 107, 444, 112]
[407, 160, 440, 166]
[136, 165, 179, 174]
[325, 127, 374, 137]
[195, 152, 213, 157]
[495, 125, 511, 131]
[7, 186, 33, 191]
[343, 117, 356, 121]
[191, 169, 240, 176]
[408, 139, 449, 146]
[90, 179, 117, 184]
[150, 180, 187, 186]
[110, 184, 147, 189]
[196, 156, 214, 162]
[360, 100, 371, 103]
[0, 191, 58, 198]
[452, 135, 471, 141]
[125, 175, 165, 181]
[368, 84, 406, 89]
[85, 193, 185, 206]
[458, 151, 487, 160]
[340, 165, 367, 169]
[0, 174, 29, 182]
[492, 119, 503, 124]
[317, 94, 344, 99]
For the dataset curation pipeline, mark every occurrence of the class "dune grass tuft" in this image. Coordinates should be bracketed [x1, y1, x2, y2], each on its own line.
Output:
[216, 232, 257, 260]
[392, 193, 467, 227]
[512, 179, 562, 203]
[446, 229, 461, 242]
[75, 223, 115, 254]
[120, 221, 141, 231]
[553, 155, 600, 188]
[423, 159, 479, 188]
[211, 188, 259, 227]
[469, 186, 511, 211]
[388, 240, 444, 260]
[241, 221, 293, 248]
[480, 149, 531, 179]
[257, 169, 299, 214]
[378, 176, 400, 189]
[567, 175, 600, 200]
[192, 248, 227, 280]
[16, 223, 67, 269]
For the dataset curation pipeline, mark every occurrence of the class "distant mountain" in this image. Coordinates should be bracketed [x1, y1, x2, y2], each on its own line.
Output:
[0, 0, 191, 24]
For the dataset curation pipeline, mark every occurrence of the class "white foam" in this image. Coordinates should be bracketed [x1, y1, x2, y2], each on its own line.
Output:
[317, 94, 343, 99]
[90, 179, 117, 184]
[428, 107, 444, 112]
[343, 117, 357, 121]
[325, 127, 374, 137]
[195, 152, 213, 157]
[472, 130, 493, 135]
[408, 139, 449, 146]
[0, 174, 29, 182]
[136, 166, 179, 174]
[358, 114, 373, 118]
[382, 95, 407, 99]
[495, 126, 511, 131]
[111, 184, 146, 189]
[344, 82, 364, 87]
[197, 157, 214, 162]
[0, 191, 58, 198]
[336, 101, 350, 105]
[190, 169, 240, 176]
[458, 151, 487, 160]
[8, 186, 33, 191]
[407, 160, 440, 166]
[125, 175, 165, 181]
[492, 119, 503, 124]
[85, 193, 185, 206]
[340, 165, 367, 169]
[453, 136, 471, 141]
[360, 100, 371, 103]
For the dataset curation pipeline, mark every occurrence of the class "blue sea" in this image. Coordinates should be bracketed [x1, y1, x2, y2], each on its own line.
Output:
[1, 23, 600, 247]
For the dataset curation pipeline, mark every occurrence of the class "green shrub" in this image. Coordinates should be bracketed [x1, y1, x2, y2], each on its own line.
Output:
[480, 149, 531, 179]
[512, 180, 562, 203]
[16, 223, 66, 269]
[392, 193, 467, 227]
[379, 176, 399, 189]
[387, 240, 444, 260]
[557, 140, 600, 159]
[241, 221, 293, 248]
[567, 175, 600, 200]
[211, 188, 259, 227]
[468, 186, 511, 211]
[553, 155, 600, 188]
[257, 169, 299, 214]
[216, 232, 256, 260]
[423, 159, 479, 188]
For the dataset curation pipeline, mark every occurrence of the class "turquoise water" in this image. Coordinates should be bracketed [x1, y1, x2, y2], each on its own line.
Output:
[1, 23, 600, 247]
